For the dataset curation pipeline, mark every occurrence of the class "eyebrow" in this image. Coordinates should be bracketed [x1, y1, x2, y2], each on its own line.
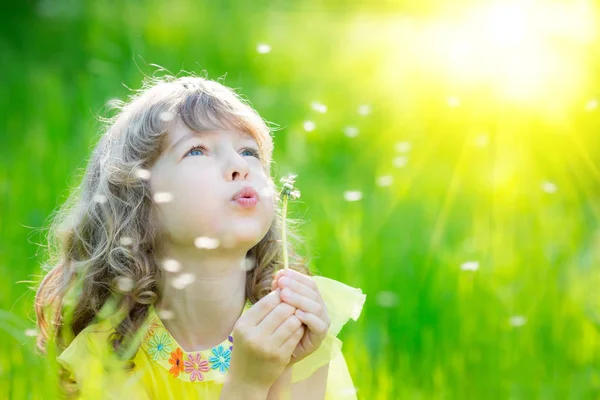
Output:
[168, 130, 255, 152]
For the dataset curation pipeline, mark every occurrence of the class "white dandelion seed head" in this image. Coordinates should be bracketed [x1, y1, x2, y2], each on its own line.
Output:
[509, 315, 527, 327]
[460, 261, 479, 271]
[447, 97, 461, 107]
[394, 141, 411, 153]
[162, 259, 181, 273]
[343, 190, 362, 202]
[153, 192, 174, 204]
[93, 194, 107, 204]
[257, 43, 271, 54]
[303, 121, 316, 132]
[541, 181, 557, 193]
[157, 309, 175, 320]
[357, 104, 372, 116]
[376, 176, 394, 187]
[134, 167, 151, 180]
[172, 273, 196, 290]
[24, 328, 38, 337]
[290, 189, 301, 200]
[115, 277, 135, 293]
[376, 291, 399, 308]
[343, 126, 359, 138]
[119, 236, 134, 246]
[106, 98, 122, 109]
[585, 99, 598, 111]
[194, 236, 221, 249]
[311, 102, 327, 113]
[159, 111, 175, 122]
[393, 156, 408, 168]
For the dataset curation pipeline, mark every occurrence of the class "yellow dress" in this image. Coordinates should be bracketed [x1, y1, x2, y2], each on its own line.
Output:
[57, 276, 366, 399]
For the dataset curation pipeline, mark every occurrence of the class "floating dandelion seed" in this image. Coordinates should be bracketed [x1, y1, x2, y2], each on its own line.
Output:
[172, 273, 196, 290]
[93, 194, 107, 204]
[162, 259, 181, 273]
[115, 277, 135, 293]
[393, 156, 408, 168]
[541, 181, 557, 193]
[257, 43, 271, 54]
[460, 261, 479, 271]
[311, 102, 327, 113]
[474, 134, 489, 147]
[280, 174, 301, 271]
[376, 291, 399, 308]
[357, 104, 372, 116]
[159, 111, 175, 122]
[194, 236, 220, 249]
[119, 236, 133, 246]
[585, 99, 598, 111]
[158, 309, 175, 320]
[303, 121, 316, 132]
[343, 191, 362, 202]
[343, 126, 359, 138]
[153, 192, 174, 203]
[259, 186, 275, 198]
[134, 167, 151, 180]
[376, 176, 394, 187]
[394, 141, 411, 153]
[24, 328, 37, 337]
[243, 257, 257, 271]
[509, 315, 527, 327]
[447, 97, 461, 107]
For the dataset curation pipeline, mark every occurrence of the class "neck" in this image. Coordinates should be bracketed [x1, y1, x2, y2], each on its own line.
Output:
[154, 241, 249, 352]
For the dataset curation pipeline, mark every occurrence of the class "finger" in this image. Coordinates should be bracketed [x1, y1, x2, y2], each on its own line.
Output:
[271, 314, 302, 347]
[277, 276, 320, 302]
[295, 309, 330, 338]
[279, 269, 318, 292]
[256, 301, 297, 335]
[242, 288, 282, 326]
[280, 288, 323, 316]
[280, 325, 305, 354]
[271, 278, 277, 292]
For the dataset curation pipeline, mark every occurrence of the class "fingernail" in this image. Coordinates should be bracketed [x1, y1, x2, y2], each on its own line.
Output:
[296, 310, 304, 317]
[279, 277, 288, 285]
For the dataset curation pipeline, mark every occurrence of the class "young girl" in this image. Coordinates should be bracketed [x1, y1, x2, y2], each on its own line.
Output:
[35, 74, 366, 399]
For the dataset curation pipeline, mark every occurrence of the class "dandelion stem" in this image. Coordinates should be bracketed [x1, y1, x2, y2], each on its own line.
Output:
[281, 194, 289, 270]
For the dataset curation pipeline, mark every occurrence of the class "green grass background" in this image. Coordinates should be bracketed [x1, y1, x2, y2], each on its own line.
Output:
[2, 1, 600, 398]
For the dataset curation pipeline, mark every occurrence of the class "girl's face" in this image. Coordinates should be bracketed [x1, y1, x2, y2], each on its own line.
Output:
[149, 118, 275, 252]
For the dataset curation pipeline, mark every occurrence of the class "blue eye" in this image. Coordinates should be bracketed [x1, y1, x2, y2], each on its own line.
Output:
[241, 147, 260, 159]
[185, 145, 207, 157]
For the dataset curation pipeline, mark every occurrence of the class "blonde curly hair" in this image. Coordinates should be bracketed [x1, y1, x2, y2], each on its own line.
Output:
[34, 73, 310, 361]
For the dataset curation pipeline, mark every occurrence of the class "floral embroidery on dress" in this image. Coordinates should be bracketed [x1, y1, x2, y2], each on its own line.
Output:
[147, 333, 173, 361]
[143, 318, 161, 341]
[209, 345, 231, 374]
[184, 353, 210, 382]
[228, 335, 234, 351]
[168, 347, 185, 378]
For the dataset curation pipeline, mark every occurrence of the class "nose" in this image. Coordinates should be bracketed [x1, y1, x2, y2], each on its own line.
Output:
[224, 151, 250, 181]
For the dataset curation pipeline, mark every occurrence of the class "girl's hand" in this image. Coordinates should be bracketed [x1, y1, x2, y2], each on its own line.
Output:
[228, 288, 306, 391]
[271, 269, 331, 363]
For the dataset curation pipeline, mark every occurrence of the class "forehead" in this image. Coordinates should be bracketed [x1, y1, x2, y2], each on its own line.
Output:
[165, 117, 256, 147]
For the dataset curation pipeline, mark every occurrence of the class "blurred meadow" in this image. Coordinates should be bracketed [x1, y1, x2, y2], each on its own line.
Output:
[3, 0, 600, 398]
